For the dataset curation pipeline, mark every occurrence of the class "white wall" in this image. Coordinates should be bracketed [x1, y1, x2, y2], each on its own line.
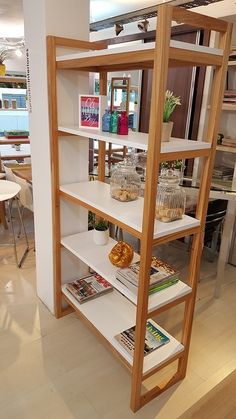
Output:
[23, 0, 89, 314]
[5, 54, 26, 74]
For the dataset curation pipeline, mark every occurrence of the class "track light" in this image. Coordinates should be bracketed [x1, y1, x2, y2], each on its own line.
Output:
[137, 19, 149, 33]
[115, 23, 124, 36]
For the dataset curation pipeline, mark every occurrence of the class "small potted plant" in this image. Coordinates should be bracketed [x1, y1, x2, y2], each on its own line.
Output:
[93, 217, 109, 246]
[172, 160, 185, 179]
[0, 47, 12, 76]
[162, 90, 181, 142]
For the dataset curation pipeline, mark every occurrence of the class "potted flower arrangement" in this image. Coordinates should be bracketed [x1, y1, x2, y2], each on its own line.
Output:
[172, 159, 185, 179]
[93, 217, 109, 246]
[160, 159, 185, 180]
[162, 90, 181, 142]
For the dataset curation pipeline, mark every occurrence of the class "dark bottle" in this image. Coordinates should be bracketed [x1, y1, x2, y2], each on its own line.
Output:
[117, 111, 128, 135]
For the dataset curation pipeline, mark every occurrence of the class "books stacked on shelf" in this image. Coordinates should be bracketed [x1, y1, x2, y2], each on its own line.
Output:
[115, 319, 170, 356]
[116, 257, 179, 296]
[223, 91, 236, 104]
[212, 166, 234, 181]
[221, 137, 236, 148]
[4, 130, 29, 139]
[65, 273, 113, 304]
[229, 46, 236, 60]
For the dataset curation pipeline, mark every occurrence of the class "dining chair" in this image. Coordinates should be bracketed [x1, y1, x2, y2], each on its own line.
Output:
[14, 175, 34, 213]
[3, 165, 16, 182]
[0, 180, 29, 267]
[13, 175, 34, 240]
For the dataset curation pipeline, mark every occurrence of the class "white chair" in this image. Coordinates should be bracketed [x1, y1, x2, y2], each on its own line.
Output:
[14, 175, 33, 213]
[3, 165, 16, 182]
[13, 175, 34, 239]
[0, 180, 29, 267]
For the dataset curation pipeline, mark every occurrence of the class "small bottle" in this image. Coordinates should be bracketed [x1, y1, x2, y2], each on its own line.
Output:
[102, 109, 111, 132]
[117, 111, 128, 135]
[11, 99, 17, 109]
[3, 99, 9, 109]
[109, 111, 119, 134]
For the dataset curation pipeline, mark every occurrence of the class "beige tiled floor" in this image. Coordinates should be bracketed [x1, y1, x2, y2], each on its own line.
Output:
[1, 215, 236, 419]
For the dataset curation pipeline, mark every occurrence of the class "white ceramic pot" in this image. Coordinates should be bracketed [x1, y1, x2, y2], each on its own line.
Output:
[162, 121, 173, 142]
[93, 228, 109, 246]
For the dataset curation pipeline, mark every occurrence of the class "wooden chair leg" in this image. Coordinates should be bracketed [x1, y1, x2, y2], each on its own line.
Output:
[0, 201, 8, 229]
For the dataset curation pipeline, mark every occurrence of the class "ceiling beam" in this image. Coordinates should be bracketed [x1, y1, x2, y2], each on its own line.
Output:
[90, 0, 223, 31]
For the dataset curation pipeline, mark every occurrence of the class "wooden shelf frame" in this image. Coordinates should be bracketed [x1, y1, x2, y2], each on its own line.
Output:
[47, 4, 232, 413]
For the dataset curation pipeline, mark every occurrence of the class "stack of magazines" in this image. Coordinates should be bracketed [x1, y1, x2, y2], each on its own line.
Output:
[65, 273, 113, 304]
[115, 319, 170, 356]
[212, 166, 234, 181]
[115, 257, 179, 296]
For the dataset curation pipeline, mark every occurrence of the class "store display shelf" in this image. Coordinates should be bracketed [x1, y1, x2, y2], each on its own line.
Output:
[0, 76, 26, 83]
[222, 103, 236, 111]
[60, 181, 200, 240]
[216, 145, 236, 154]
[228, 60, 236, 66]
[56, 41, 222, 71]
[61, 230, 192, 313]
[0, 108, 28, 112]
[62, 284, 184, 375]
[58, 124, 211, 155]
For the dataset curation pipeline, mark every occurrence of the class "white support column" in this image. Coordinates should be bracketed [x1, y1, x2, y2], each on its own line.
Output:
[23, 0, 89, 313]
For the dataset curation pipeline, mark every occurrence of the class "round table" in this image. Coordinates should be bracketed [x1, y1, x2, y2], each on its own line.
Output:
[0, 180, 21, 202]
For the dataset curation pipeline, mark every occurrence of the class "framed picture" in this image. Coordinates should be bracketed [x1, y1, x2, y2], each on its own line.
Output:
[79, 94, 107, 130]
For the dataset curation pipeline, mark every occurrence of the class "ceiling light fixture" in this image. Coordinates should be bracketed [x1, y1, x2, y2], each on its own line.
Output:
[114, 23, 124, 36]
[15, 49, 23, 57]
[137, 19, 149, 33]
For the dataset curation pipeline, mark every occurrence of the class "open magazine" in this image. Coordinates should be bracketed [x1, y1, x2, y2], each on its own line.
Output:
[65, 273, 113, 304]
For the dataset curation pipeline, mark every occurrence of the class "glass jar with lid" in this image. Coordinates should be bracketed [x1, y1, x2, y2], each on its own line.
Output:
[156, 169, 186, 222]
[110, 159, 141, 202]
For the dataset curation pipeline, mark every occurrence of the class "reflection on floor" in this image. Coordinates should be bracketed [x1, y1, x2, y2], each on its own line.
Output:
[0, 213, 236, 419]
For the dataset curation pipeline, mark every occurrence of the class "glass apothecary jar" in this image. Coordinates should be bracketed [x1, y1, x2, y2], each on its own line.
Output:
[156, 169, 186, 222]
[110, 159, 141, 202]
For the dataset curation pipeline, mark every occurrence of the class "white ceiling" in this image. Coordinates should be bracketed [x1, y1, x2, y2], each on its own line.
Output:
[0, 0, 235, 37]
[0, 0, 23, 37]
[90, 0, 159, 22]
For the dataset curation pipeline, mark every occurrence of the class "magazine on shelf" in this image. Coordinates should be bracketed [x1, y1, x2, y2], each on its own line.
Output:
[115, 319, 170, 357]
[65, 273, 113, 303]
[117, 274, 179, 296]
[115, 257, 179, 289]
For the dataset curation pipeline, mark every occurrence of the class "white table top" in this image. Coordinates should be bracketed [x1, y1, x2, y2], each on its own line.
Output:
[0, 180, 21, 201]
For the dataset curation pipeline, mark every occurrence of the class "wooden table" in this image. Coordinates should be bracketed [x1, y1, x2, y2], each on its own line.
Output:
[0, 143, 31, 171]
[0, 136, 30, 145]
[12, 166, 32, 184]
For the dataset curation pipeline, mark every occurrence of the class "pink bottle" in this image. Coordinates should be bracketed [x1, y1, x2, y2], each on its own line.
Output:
[117, 111, 128, 135]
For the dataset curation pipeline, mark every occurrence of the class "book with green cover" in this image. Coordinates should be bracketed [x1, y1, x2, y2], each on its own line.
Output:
[116, 274, 179, 296]
[115, 257, 179, 291]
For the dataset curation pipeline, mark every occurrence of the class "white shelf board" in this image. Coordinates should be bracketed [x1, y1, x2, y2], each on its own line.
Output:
[56, 40, 222, 62]
[62, 284, 184, 374]
[61, 230, 192, 312]
[58, 124, 211, 154]
[60, 181, 200, 239]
